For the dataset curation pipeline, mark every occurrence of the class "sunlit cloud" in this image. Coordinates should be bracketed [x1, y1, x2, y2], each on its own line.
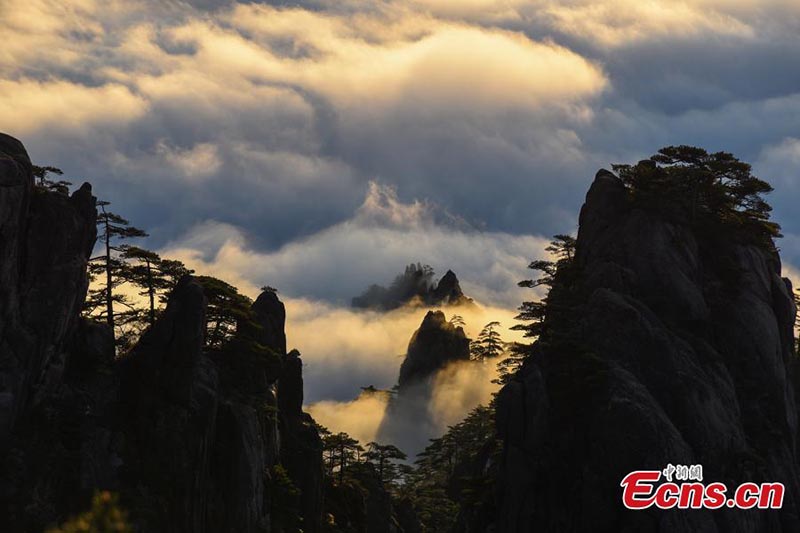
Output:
[0, 79, 147, 136]
[159, 182, 551, 308]
[2, 0, 799, 445]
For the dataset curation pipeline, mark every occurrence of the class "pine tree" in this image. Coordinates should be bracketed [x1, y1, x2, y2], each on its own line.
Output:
[470, 321, 504, 361]
[365, 442, 407, 486]
[32, 165, 72, 194]
[86, 201, 147, 344]
[513, 234, 576, 340]
[613, 146, 780, 247]
[119, 246, 193, 326]
[322, 432, 362, 483]
[449, 314, 466, 328]
[194, 276, 254, 351]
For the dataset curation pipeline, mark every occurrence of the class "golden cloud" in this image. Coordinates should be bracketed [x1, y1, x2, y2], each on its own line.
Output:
[0, 79, 148, 136]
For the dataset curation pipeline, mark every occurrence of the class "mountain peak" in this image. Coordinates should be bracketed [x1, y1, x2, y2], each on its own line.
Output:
[352, 265, 474, 310]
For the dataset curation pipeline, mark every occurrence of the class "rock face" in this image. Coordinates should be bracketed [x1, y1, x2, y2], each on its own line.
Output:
[279, 349, 324, 533]
[118, 277, 276, 533]
[377, 310, 470, 456]
[429, 269, 472, 307]
[0, 133, 97, 439]
[352, 265, 473, 310]
[0, 133, 109, 530]
[0, 134, 324, 532]
[397, 310, 471, 389]
[495, 170, 800, 532]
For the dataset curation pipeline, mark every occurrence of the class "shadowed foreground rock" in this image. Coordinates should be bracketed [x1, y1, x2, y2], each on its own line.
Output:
[0, 134, 324, 532]
[495, 169, 800, 532]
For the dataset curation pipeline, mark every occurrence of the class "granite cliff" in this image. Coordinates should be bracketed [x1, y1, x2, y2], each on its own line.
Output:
[0, 134, 324, 532]
[495, 168, 800, 532]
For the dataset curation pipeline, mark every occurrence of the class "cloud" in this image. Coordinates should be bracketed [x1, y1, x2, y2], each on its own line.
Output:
[159, 182, 550, 308]
[757, 137, 800, 194]
[288, 297, 523, 402]
[7, 0, 799, 452]
[156, 141, 222, 179]
[430, 359, 499, 429]
[0, 79, 147, 136]
[304, 309, 505, 453]
[0, 0, 614, 252]
[307, 391, 390, 446]
[530, 0, 755, 48]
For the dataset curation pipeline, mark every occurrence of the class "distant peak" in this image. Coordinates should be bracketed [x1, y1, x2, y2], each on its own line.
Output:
[352, 264, 473, 310]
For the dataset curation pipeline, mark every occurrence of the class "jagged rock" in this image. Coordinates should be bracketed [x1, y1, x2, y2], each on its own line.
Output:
[0, 134, 326, 532]
[279, 348, 325, 533]
[0, 134, 100, 530]
[495, 169, 800, 532]
[430, 269, 472, 307]
[352, 265, 473, 310]
[377, 310, 470, 456]
[397, 310, 470, 389]
[118, 281, 323, 533]
[252, 289, 287, 355]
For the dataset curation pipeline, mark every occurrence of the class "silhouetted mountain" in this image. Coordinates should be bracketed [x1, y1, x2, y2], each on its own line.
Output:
[352, 264, 473, 310]
[397, 310, 471, 389]
[0, 134, 323, 532]
[377, 310, 470, 455]
[493, 168, 800, 532]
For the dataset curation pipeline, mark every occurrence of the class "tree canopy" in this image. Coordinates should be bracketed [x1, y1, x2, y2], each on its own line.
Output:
[513, 234, 576, 340]
[32, 165, 72, 195]
[613, 145, 780, 248]
[470, 321, 505, 361]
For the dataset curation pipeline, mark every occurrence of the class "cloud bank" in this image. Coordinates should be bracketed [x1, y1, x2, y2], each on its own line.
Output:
[3, 0, 799, 447]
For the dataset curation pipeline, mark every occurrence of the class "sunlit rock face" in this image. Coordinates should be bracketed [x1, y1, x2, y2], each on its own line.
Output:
[495, 170, 800, 532]
[0, 134, 324, 533]
[377, 310, 470, 456]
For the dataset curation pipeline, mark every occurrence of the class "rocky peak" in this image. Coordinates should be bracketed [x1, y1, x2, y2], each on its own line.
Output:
[397, 310, 470, 390]
[376, 310, 471, 456]
[430, 269, 472, 307]
[0, 133, 97, 434]
[352, 265, 474, 310]
[495, 168, 800, 532]
[251, 289, 286, 355]
[0, 134, 325, 532]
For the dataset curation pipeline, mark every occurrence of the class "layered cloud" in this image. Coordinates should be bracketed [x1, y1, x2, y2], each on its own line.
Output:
[2, 0, 799, 444]
[160, 182, 550, 308]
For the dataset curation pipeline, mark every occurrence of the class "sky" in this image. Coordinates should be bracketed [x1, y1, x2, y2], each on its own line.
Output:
[2, 0, 800, 449]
